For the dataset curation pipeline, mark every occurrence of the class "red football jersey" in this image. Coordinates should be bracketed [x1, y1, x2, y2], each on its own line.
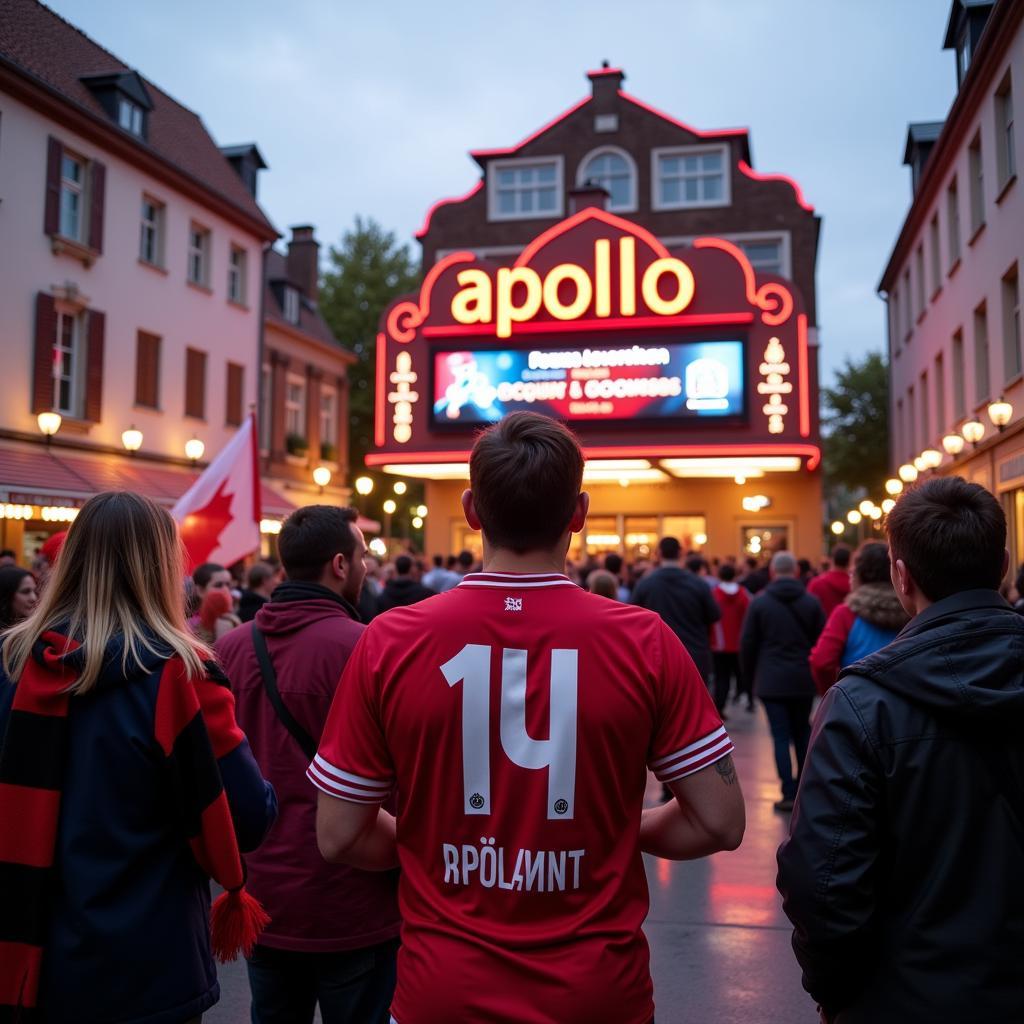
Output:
[309, 571, 732, 1024]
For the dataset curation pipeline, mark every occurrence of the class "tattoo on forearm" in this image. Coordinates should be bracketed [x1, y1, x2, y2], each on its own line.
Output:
[715, 755, 737, 786]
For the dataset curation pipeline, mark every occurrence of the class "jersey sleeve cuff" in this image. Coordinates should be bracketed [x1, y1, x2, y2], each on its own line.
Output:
[306, 753, 393, 804]
[650, 726, 734, 783]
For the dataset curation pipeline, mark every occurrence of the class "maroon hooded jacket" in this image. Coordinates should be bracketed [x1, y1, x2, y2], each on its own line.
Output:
[216, 583, 401, 952]
[807, 569, 851, 618]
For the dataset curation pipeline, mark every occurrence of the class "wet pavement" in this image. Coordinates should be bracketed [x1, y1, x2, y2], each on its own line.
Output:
[209, 704, 814, 1023]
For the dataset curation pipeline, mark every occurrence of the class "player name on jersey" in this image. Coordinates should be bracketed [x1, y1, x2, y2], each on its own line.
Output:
[442, 840, 586, 893]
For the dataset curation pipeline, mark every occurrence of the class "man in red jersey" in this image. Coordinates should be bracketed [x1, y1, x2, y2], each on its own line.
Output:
[310, 412, 745, 1024]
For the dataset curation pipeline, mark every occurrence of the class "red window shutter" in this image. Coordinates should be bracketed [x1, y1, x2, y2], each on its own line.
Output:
[84, 309, 105, 423]
[135, 332, 160, 408]
[185, 348, 207, 419]
[88, 160, 105, 253]
[226, 362, 244, 426]
[32, 292, 57, 413]
[44, 137, 62, 236]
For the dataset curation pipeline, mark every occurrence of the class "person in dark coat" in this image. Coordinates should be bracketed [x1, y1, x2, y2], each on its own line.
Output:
[238, 561, 279, 623]
[740, 551, 825, 811]
[217, 506, 400, 1023]
[631, 536, 721, 681]
[376, 554, 435, 613]
[777, 476, 1024, 1024]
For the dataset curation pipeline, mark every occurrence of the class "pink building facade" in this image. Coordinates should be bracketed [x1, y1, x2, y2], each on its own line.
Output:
[0, 1, 280, 561]
[882, 0, 1024, 558]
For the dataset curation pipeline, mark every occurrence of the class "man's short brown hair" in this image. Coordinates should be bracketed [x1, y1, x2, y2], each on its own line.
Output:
[886, 476, 1005, 601]
[469, 412, 584, 553]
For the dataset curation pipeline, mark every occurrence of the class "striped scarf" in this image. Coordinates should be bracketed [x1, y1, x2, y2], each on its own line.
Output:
[0, 631, 268, 1021]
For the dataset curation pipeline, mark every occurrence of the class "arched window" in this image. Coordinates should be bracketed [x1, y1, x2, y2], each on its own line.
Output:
[577, 148, 636, 211]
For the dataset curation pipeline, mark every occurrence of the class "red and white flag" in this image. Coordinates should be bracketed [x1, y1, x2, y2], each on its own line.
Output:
[172, 414, 262, 570]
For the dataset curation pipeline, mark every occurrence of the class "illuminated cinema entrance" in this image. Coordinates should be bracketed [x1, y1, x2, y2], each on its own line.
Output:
[370, 207, 821, 560]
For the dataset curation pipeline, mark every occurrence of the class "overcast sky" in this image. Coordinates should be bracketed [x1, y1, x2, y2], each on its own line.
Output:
[48, 0, 956, 381]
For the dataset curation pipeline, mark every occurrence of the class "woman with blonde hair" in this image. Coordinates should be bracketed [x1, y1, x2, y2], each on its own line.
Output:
[0, 491, 276, 1024]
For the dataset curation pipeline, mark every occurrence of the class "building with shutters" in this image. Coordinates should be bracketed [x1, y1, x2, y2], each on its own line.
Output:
[375, 66, 823, 562]
[259, 225, 357, 512]
[0, 0, 283, 560]
[880, 0, 1024, 561]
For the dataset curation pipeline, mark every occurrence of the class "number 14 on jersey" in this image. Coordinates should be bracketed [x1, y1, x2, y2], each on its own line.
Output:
[441, 643, 579, 820]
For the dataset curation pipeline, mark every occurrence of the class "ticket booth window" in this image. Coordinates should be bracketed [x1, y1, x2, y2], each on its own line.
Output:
[661, 516, 708, 552]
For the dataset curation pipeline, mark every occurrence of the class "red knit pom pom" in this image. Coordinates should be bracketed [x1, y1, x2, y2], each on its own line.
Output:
[210, 887, 270, 963]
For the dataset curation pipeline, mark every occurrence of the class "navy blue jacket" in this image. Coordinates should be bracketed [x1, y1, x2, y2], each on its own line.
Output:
[0, 637, 277, 1024]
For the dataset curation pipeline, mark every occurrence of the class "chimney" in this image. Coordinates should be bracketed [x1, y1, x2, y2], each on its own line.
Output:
[587, 62, 625, 108]
[287, 225, 320, 303]
[569, 183, 610, 213]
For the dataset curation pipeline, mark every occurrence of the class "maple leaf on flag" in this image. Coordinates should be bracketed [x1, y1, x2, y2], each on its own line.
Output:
[177, 478, 234, 570]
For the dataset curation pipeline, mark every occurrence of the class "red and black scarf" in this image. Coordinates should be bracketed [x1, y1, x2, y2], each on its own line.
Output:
[0, 631, 268, 1021]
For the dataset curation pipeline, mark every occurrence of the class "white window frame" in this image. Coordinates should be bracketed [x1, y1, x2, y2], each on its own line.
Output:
[53, 310, 83, 417]
[282, 285, 300, 324]
[285, 373, 307, 439]
[188, 223, 211, 287]
[139, 195, 164, 266]
[118, 97, 143, 136]
[576, 145, 637, 213]
[320, 385, 338, 453]
[487, 156, 564, 222]
[651, 144, 730, 211]
[996, 75, 1016, 188]
[59, 151, 86, 242]
[228, 245, 247, 305]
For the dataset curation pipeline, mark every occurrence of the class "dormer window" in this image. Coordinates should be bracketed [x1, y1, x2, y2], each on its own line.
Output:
[283, 286, 300, 324]
[118, 97, 144, 136]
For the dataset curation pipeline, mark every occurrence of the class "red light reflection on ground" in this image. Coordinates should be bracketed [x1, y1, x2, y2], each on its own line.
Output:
[708, 880, 779, 927]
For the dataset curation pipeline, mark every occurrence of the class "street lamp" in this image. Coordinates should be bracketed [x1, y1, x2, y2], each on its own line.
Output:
[355, 476, 374, 496]
[831, 521, 845, 535]
[847, 510, 862, 525]
[885, 478, 904, 495]
[961, 419, 986, 447]
[988, 398, 1013, 431]
[312, 465, 332, 494]
[393, 481, 407, 495]
[882, 498, 896, 514]
[37, 412, 61, 446]
[184, 437, 205, 464]
[412, 516, 424, 530]
[382, 498, 397, 515]
[921, 448, 942, 469]
[121, 426, 143, 454]
[858, 499, 874, 516]
[898, 463, 919, 483]
[942, 433, 965, 456]
[416, 504, 427, 518]
[382, 498, 396, 558]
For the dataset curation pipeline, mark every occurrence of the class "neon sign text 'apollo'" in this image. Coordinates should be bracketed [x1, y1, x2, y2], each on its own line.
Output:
[450, 237, 696, 339]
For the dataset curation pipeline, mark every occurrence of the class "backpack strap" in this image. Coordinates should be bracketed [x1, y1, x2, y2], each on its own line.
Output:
[251, 626, 317, 761]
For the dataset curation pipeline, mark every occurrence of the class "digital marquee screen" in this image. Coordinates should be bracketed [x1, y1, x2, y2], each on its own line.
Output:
[431, 340, 745, 426]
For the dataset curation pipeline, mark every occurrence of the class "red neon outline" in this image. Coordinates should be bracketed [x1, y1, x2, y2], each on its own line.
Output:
[797, 314, 811, 438]
[367, 443, 822, 472]
[415, 180, 483, 239]
[469, 96, 593, 159]
[617, 90, 748, 138]
[386, 251, 477, 343]
[738, 160, 814, 213]
[514, 206, 669, 268]
[693, 237, 794, 326]
[374, 331, 386, 447]
[421, 311, 754, 339]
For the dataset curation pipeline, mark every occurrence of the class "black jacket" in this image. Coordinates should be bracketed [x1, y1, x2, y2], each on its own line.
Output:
[376, 576, 435, 614]
[740, 576, 824, 699]
[776, 590, 1024, 1023]
[238, 588, 268, 623]
[631, 565, 720, 678]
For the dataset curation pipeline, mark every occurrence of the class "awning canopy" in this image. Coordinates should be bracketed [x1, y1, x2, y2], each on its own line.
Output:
[0, 444, 296, 517]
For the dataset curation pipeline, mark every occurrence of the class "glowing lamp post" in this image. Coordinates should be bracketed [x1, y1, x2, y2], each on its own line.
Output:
[355, 476, 374, 497]
[885, 478, 904, 495]
[185, 437, 205, 464]
[961, 420, 986, 448]
[942, 433, 965, 456]
[898, 463, 918, 483]
[858, 499, 874, 516]
[830, 521, 845, 536]
[847, 510, 862, 525]
[920, 449, 942, 470]
[382, 498, 397, 555]
[988, 399, 1013, 432]
[121, 426, 143, 455]
[37, 412, 62, 446]
[312, 465, 332, 494]
[393, 481, 407, 496]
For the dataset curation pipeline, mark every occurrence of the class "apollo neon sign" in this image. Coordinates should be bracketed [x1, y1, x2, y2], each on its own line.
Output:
[449, 237, 696, 338]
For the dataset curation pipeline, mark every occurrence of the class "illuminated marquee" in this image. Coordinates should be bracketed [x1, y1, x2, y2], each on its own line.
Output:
[373, 207, 816, 465]
[450, 238, 696, 338]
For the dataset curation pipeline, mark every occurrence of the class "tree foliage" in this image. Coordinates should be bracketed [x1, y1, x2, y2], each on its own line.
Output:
[319, 217, 421, 474]
[821, 351, 890, 496]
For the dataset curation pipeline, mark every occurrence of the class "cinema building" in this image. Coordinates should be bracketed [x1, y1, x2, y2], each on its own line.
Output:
[372, 68, 823, 561]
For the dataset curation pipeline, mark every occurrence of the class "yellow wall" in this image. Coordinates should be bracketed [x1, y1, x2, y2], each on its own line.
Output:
[423, 472, 823, 561]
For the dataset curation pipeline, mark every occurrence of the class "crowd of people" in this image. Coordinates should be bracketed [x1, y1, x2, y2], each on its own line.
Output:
[1, 410, 1024, 1024]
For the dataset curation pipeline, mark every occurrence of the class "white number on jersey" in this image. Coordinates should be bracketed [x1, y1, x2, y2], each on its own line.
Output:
[441, 644, 579, 820]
